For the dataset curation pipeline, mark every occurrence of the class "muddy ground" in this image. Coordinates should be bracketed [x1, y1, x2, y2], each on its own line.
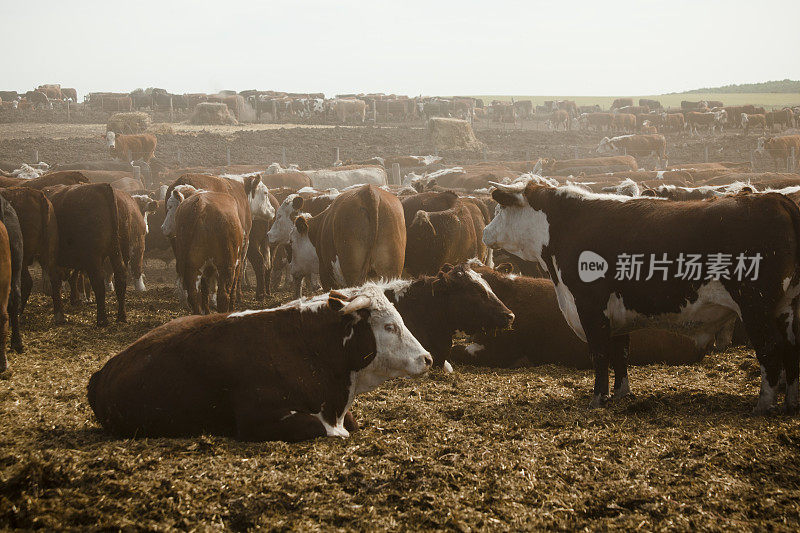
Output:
[0, 123, 799, 530]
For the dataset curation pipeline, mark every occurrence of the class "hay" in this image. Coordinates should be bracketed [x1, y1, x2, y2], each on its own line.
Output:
[426, 117, 484, 151]
[146, 122, 175, 135]
[190, 102, 238, 125]
[107, 112, 152, 135]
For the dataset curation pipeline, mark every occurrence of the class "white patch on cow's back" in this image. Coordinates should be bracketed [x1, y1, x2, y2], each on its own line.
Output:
[552, 257, 587, 342]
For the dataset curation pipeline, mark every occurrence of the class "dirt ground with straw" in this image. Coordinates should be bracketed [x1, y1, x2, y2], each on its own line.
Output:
[0, 261, 799, 530]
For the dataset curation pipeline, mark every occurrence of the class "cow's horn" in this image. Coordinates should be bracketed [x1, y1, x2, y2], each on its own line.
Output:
[340, 295, 372, 314]
[488, 180, 526, 193]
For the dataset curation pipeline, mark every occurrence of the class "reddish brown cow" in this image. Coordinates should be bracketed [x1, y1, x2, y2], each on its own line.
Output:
[0, 188, 62, 323]
[0, 171, 89, 190]
[44, 183, 127, 326]
[757, 135, 800, 171]
[105, 132, 157, 162]
[260, 171, 312, 189]
[542, 155, 639, 174]
[611, 113, 636, 132]
[172, 190, 244, 313]
[87, 285, 432, 441]
[596, 134, 667, 168]
[663, 113, 685, 132]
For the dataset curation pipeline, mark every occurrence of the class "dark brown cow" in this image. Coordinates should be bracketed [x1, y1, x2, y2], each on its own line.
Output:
[581, 112, 614, 132]
[105, 132, 157, 162]
[87, 285, 432, 441]
[44, 183, 127, 326]
[172, 191, 244, 313]
[766, 109, 793, 131]
[113, 190, 148, 293]
[0, 221, 10, 372]
[452, 262, 715, 368]
[62, 88, 78, 102]
[484, 176, 800, 414]
[611, 98, 634, 109]
[0, 188, 62, 323]
[404, 195, 487, 276]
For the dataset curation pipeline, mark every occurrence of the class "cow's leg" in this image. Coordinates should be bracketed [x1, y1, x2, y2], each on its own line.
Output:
[610, 334, 631, 398]
[86, 262, 108, 326]
[0, 299, 7, 373]
[8, 272, 22, 353]
[236, 408, 328, 442]
[47, 265, 65, 324]
[185, 273, 201, 315]
[20, 267, 32, 315]
[132, 242, 146, 292]
[216, 266, 233, 313]
[584, 319, 613, 408]
[743, 312, 785, 414]
[246, 244, 265, 300]
[110, 254, 127, 323]
[263, 245, 273, 296]
[779, 298, 800, 414]
[343, 410, 359, 433]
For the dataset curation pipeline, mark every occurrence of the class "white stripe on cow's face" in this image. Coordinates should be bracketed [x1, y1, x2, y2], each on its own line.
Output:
[483, 202, 550, 267]
[106, 131, 116, 148]
[268, 194, 299, 246]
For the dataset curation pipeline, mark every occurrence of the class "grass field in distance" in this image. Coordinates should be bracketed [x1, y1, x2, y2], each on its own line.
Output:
[473, 93, 800, 109]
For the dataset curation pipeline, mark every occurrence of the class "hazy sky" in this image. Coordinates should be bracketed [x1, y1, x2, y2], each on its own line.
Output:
[4, 0, 798, 99]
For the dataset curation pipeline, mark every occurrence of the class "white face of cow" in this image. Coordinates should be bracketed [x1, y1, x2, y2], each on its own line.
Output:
[288, 217, 319, 279]
[268, 194, 299, 246]
[349, 285, 432, 393]
[483, 191, 551, 264]
[105, 131, 116, 148]
[249, 181, 275, 221]
[161, 185, 197, 237]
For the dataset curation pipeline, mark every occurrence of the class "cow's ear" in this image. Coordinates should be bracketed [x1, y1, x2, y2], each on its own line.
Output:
[294, 215, 308, 234]
[491, 188, 524, 207]
[327, 295, 346, 313]
[172, 189, 183, 202]
[439, 263, 454, 274]
[496, 262, 514, 274]
[291, 195, 304, 210]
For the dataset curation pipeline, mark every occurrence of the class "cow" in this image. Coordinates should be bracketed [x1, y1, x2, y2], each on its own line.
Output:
[101, 96, 133, 113]
[0, 188, 62, 324]
[662, 112, 685, 132]
[686, 110, 727, 135]
[302, 165, 387, 189]
[334, 99, 367, 123]
[105, 132, 157, 162]
[546, 109, 570, 131]
[483, 176, 800, 414]
[0, 196, 24, 354]
[611, 98, 634, 110]
[640, 120, 658, 134]
[25, 90, 49, 109]
[541, 155, 639, 174]
[87, 284, 432, 441]
[614, 105, 650, 116]
[44, 183, 127, 326]
[113, 190, 149, 293]
[404, 196, 487, 276]
[61, 88, 77, 102]
[453, 262, 719, 368]
[597, 134, 667, 169]
[639, 99, 662, 110]
[611, 113, 636, 133]
[288, 185, 406, 294]
[681, 100, 708, 111]
[757, 136, 800, 171]
[0, 221, 10, 372]
[261, 171, 311, 189]
[766, 109, 793, 131]
[742, 113, 767, 134]
[170, 190, 244, 313]
[580, 112, 614, 132]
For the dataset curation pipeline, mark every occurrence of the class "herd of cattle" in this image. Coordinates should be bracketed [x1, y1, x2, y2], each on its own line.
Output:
[2, 129, 800, 442]
[4, 85, 799, 132]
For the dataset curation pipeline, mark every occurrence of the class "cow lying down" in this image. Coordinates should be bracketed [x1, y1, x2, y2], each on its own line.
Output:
[450, 262, 731, 369]
[88, 284, 433, 442]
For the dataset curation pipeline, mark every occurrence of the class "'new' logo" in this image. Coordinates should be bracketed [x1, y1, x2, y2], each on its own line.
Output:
[578, 251, 608, 282]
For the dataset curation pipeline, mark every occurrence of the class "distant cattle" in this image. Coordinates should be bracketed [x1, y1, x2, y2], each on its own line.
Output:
[597, 134, 667, 168]
[757, 135, 800, 171]
[766, 109, 793, 131]
[542, 155, 639, 174]
[484, 176, 800, 414]
[685, 110, 727, 135]
[662, 112, 685, 132]
[611, 113, 636, 132]
[580, 112, 614, 132]
[105, 132, 157, 162]
[302, 165, 387, 189]
[334, 99, 366, 123]
[611, 98, 633, 110]
[639, 98, 661, 110]
[88, 285, 432, 441]
[546, 109, 570, 131]
[742, 113, 767, 134]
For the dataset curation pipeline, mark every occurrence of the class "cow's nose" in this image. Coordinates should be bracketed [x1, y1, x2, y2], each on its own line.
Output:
[505, 311, 515, 323]
[420, 353, 433, 367]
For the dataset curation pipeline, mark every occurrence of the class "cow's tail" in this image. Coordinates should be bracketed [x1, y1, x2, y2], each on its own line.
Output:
[357, 185, 381, 284]
[100, 184, 123, 267]
[38, 192, 53, 265]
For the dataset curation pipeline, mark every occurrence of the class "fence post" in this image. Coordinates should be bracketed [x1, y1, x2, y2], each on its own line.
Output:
[133, 165, 142, 187]
[127, 149, 132, 162]
[177, 149, 182, 166]
[372, 100, 377, 123]
[34, 150, 39, 163]
[751, 150, 756, 171]
[334, 147, 340, 164]
[66, 100, 70, 122]
[483, 147, 488, 161]
[623, 147, 627, 156]
[169, 96, 174, 122]
[704, 145, 709, 163]
[525, 149, 530, 161]
[226, 147, 231, 166]
[574, 146, 578, 159]
[281, 146, 287, 167]
[391, 163, 400, 186]
[790, 147, 796, 172]
[434, 148, 438, 157]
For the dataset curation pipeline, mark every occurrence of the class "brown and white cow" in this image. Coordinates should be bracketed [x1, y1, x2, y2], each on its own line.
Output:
[597, 134, 667, 169]
[44, 183, 127, 326]
[741, 113, 767, 134]
[87, 284, 432, 441]
[611, 113, 636, 133]
[483, 176, 800, 414]
[0, 221, 10, 372]
[287, 185, 405, 296]
[105, 132, 157, 162]
[662, 112, 685, 132]
[757, 136, 800, 171]
[686, 110, 727, 135]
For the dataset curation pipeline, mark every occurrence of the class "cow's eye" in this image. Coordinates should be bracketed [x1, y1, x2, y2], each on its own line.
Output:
[384, 323, 398, 334]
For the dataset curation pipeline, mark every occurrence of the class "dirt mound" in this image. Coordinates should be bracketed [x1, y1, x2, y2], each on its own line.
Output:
[426, 117, 484, 151]
[107, 112, 151, 134]
[190, 102, 238, 125]
[146, 122, 175, 135]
